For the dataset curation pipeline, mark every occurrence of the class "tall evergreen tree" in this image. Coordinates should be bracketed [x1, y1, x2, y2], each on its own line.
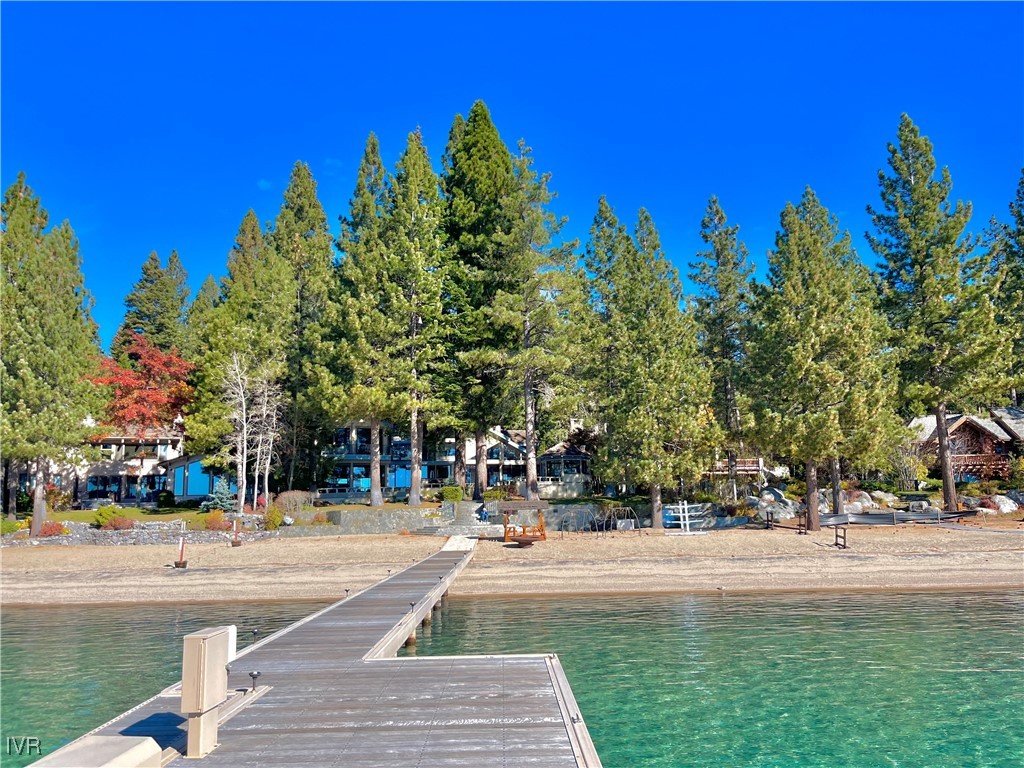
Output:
[868, 115, 1013, 512]
[443, 101, 518, 498]
[749, 188, 897, 530]
[385, 130, 448, 506]
[184, 210, 297, 507]
[182, 274, 219, 361]
[688, 196, 753, 498]
[989, 170, 1024, 404]
[335, 133, 402, 507]
[273, 162, 335, 490]
[591, 203, 718, 526]
[490, 141, 582, 500]
[1, 173, 102, 533]
[111, 250, 189, 357]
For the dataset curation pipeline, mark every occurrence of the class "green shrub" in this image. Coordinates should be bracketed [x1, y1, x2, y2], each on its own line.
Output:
[691, 491, 717, 504]
[978, 479, 1003, 495]
[157, 489, 176, 508]
[1, 519, 18, 535]
[263, 504, 284, 530]
[1009, 456, 1024, 489]
[15, 490, 31, 515]
[961, 482, 981, 497]
[441, 485, 464, 503]
[93, 505, 121, 528]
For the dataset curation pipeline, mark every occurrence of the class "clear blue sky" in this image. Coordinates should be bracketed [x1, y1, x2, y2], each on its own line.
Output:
[3, 2, 1022, 352]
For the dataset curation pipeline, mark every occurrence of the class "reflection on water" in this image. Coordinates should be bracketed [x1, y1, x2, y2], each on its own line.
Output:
[404, 590, 1024, 768]
[0, 600, 332, 767]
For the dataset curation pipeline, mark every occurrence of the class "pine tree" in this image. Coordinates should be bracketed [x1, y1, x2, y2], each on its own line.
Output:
[868, 115, 1013, 511]
[490, 141, 583, 500]
[111, 250, 189, 357]
[385, 130, 449, 506]
[688, 197, 753, 498]
[592, 203, 719, 527]
[272, 162, 335, 490]
[184, 210, 297, 508]
[336, 133, 402, 507]
[1, 173, 103, 534]
[182, 275, 219, 361]
[989, 170, 1024, 404]
[749, 188, 897, 529]
[442, 101, 518, 499]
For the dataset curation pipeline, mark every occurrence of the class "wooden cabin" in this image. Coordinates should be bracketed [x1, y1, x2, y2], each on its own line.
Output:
[909, 413, 1012, 480]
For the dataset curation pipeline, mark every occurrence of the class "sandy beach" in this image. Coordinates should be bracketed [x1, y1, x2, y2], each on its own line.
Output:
[2, 519, 1021, 605]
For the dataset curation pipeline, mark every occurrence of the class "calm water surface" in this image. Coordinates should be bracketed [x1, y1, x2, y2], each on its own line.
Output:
[0, 600, 332, 767]
[402, 590, 1024, 768]
[1, 591, 1020, 767]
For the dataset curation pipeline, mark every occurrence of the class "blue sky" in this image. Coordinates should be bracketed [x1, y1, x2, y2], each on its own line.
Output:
[3, 2, 1022, 352]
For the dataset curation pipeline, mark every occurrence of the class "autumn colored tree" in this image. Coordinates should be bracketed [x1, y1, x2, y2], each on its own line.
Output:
[93, 331, 194, 434]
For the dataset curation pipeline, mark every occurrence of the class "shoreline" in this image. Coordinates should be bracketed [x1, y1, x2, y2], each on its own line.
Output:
[2, 583, 1022, 610]
[2, 525, 1021, 607]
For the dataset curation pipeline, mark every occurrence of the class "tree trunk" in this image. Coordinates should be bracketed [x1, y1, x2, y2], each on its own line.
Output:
[4, 459, 17, 520]
[287, 420, 298, 491]
[473, 429, 487, 501]
[830, 457, 843, 517]
[252, 433, 263, 511]
[369, 418, 383, 508]
[805, 461, 821, 532]
[30, 462, 47, 537]
[266, 442, 274, 507]
[650, 483, 663, 530]
[454, 434, 467, 492]
[934, 402, 958, 513]
[725, 375, 739, 499]
[409, 405, 422, 507]
[524, 370, 539, 501]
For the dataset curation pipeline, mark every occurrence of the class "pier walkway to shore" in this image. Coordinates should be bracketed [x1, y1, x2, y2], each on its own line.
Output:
[36, 537, 601, 767]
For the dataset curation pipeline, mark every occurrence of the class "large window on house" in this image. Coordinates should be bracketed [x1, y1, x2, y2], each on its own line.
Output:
[173, 467, 184, 496]
[186, 461, 211, 496]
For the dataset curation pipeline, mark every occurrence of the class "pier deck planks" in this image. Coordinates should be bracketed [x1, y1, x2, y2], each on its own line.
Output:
[65, 545, 600, 767]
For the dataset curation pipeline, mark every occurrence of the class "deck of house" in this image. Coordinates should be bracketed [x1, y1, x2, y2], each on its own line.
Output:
[36, 539, 601, 767]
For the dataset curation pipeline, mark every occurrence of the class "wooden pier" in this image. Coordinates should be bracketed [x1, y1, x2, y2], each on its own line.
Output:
[35, 538, 601, 767]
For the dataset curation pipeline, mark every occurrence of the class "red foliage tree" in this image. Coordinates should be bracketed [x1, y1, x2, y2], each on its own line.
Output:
[93, 332, 194, 434]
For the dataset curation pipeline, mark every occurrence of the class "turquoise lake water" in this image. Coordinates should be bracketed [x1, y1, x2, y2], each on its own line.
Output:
[401, 591, 1024, 768]
[0, 600, 333, 767]
[1, 591, 1021, 767]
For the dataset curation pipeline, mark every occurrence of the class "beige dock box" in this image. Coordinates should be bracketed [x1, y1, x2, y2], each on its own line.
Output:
[180, 626, 231, 715]
[180, 625, 233, 758]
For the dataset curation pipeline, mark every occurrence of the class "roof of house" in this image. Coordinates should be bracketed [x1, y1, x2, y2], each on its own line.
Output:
[538, 442, 592, 460]
[908, 413, 1011, 443]
[990, 406, 1024, 442]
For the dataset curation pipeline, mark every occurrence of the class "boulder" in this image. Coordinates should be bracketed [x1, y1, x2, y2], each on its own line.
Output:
[922, 506, 943, 517]
[989, 495, 1020, 515]
[960, 496, 981, 510]
[909, 501, 928, 512]
[870, 490, 899, 506]
[843, 501, 864, 515]
[744, 496, 762, 509]
[1005, 489, 1024, 506]
[761, 487, 787, 503]
[845, 490, 873, 506]
[767, 502, 797, 520]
